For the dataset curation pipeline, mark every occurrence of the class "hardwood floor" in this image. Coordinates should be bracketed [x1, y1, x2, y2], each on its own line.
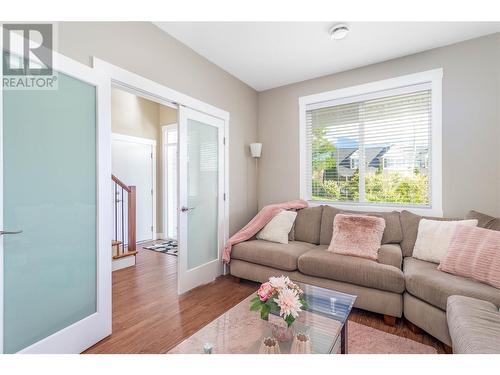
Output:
[85, 241, 447, 354]
[85, 241, 254, 354]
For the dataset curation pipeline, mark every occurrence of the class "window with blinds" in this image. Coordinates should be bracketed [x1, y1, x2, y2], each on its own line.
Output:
[305, 84, 432, 207]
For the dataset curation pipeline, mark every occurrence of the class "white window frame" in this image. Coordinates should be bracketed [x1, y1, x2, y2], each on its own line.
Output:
[299, 69, 443, 217]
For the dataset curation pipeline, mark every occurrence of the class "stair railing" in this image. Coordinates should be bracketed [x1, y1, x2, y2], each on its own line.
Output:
[112, 174, 136, 255]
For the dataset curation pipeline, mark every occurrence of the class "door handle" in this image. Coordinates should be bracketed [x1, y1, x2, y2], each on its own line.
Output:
[180, 206, 195, 212]
[0, 230, 23, 236]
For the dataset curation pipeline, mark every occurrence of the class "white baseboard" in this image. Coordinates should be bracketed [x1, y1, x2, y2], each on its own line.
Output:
[112, 255, 136, 272]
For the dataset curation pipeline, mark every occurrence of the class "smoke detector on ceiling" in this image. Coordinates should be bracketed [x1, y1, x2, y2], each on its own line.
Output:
[330, 23, 350, 40]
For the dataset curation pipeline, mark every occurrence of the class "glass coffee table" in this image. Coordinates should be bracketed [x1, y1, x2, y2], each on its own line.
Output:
[168, 283, 356, 354]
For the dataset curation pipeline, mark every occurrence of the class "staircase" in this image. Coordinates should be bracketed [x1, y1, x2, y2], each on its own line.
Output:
[112, 174, 138, 271]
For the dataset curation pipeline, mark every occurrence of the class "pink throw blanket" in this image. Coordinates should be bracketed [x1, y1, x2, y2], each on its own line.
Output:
[222, 199, 308, 263]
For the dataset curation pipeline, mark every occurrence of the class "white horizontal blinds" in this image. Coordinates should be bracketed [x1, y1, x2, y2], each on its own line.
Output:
[307, 102, 361, 202]
[363, 89, 431, 205]
[306, 84, 432, 206]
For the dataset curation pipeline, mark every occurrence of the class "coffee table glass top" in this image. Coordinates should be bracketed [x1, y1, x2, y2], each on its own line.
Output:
[168, 282, 356, 354]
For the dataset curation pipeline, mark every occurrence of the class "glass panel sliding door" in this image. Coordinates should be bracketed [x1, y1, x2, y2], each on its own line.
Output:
[1, 47, 111, 353]
[178, 107, 224, 294]
[3, 73, 98, 353]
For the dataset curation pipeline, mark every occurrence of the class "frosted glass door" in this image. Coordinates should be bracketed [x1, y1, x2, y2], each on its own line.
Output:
[187, 120, 218, 269]
[1, 57, 111, 353]
[178, 107, 224, 294]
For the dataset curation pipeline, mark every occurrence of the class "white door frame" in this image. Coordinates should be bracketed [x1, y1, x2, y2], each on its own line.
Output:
[92, 58, 230, 288]
[112, 133, 157, 242]
[162, 124, 178, 239]
[0, 35, 112, 353]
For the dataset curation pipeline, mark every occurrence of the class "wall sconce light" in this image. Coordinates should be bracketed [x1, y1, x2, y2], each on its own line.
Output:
[250, 143, 262, 210]
[250, 143, 262, 158]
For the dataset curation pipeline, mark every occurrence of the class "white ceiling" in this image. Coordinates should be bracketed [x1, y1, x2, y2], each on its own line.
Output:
[155, 22, 500, 91]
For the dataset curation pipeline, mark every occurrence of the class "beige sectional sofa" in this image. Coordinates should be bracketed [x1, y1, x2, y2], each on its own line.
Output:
[447, 295, 500, 354]
[401, 210, 500, 346]
[229, 205, 500, 348]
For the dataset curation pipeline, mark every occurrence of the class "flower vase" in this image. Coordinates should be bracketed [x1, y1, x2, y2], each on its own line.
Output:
[269, 314, 295, 342]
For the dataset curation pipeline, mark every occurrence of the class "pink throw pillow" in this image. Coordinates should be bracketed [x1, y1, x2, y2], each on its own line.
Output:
[328, 214, 386, 260]
[438, 225, 500, 288]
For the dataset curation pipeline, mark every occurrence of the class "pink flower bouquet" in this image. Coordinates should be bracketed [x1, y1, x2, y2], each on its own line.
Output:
[250, 276, 308, 327]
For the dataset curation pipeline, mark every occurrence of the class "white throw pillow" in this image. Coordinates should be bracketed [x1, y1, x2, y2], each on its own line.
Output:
[412, 219, 478, 263]
[256, 210, 297, 244]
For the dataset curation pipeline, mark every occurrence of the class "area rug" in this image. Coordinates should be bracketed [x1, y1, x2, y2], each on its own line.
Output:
[169, 318, 438, 354]
[348, 321, 437, 354]
[143, 240, 178, 256]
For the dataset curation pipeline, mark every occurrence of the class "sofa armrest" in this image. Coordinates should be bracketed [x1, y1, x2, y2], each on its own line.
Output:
[378, 244, 403, 269]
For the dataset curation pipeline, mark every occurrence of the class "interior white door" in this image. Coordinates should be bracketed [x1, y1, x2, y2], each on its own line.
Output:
[0, 39, 111, 353]
[178, 107, 224, 294]
[112, 135, 155, 243]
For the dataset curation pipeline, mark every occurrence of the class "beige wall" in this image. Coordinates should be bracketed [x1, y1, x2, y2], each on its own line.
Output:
[112, 87, 159, 139]
[258, 33, 500, 217]
[159, 105, 178, 126]
[58, 22, 259, 235]
[58, 23, 500, 223]
[111, 87, 177, 235]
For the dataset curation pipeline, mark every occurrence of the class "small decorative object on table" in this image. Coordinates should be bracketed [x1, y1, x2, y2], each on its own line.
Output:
[203, 342, 213, 354]
[250, 276, 309, 342]
[259, 337, 281, 354]
[290, 332, 312, 354]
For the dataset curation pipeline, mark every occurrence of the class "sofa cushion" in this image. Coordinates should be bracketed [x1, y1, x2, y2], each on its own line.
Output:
[287, 209, 297, 241]
[465, 210, 500, 231]
[293, 206, 323, 244]
[412, 219, 478, 264]
[438, 225, 500, 289]
[231, 240, 316, 271]
[447, 295, 500, 354]
[328, 214, 386, 261]
[319, 205, 402, 246]
[256, 210, 297, 244]
[400, 210, 457, 257]
[318, 205, 342, 244]
[403, 257, 500, 311]
[298, 246, 405, 293]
